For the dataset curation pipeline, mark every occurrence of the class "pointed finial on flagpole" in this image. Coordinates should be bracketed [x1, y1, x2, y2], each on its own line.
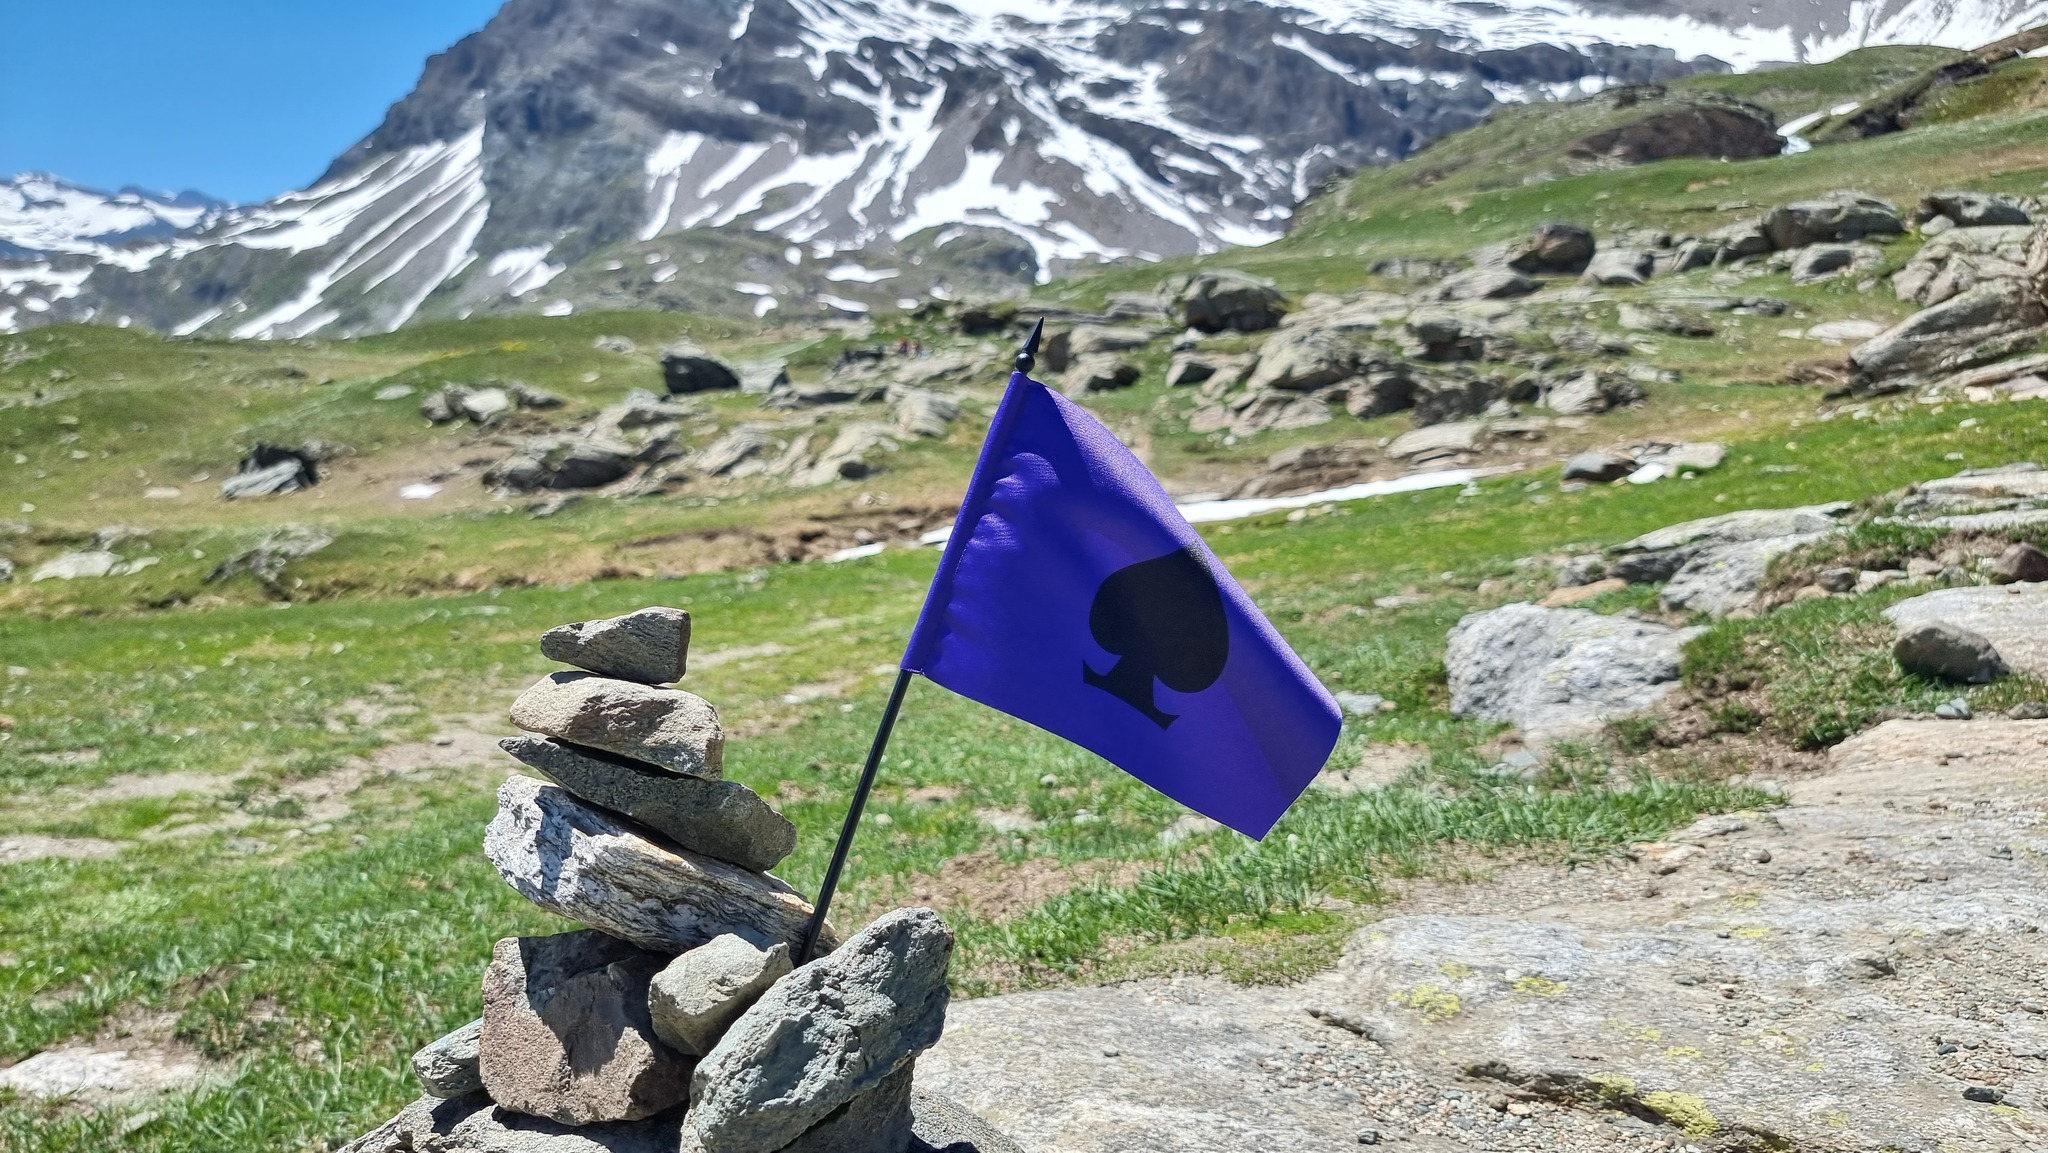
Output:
[1015, 317, 1044, 376]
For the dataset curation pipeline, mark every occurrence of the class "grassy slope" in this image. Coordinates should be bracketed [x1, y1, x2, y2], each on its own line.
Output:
[8, 45, 2048, 1151]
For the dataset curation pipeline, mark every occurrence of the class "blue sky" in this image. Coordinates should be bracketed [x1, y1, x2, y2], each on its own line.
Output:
[1, 1, 505, 204]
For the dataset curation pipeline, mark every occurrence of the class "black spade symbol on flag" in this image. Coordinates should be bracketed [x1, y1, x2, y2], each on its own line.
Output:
[1082, 547, 1231, 729]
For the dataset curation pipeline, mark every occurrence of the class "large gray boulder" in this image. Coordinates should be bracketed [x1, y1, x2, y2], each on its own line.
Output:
[1174, 269, 1287, 333]
[1423, 268, 1537, 302]
[1504, 222, 1594, 274]
[1762, 192, 1904, 248]
[690, 907, 953, 1153]
[1885, 583, 2048, 678]
[412, 1019, 484, 1099]
[1245, 325, 1361, 391]
[1444, 603, 1697, 744]
[1890, 224, 2035, 306]
[1660, 532, 1830, 617]
[1579, 248, 1653, 286]
[890, 386, 961, 438]
[485, 437, 637, 492]
[541, 607, 691, 685]
[1541, 370, 1643, 416]
[1892, 622, 2009, 684]
[1850, 280, 2048, 393]
[1913, 191, 2030, 229]
[1606, 504, 1851, 584]
[510, 672, 723, 778]
[483, 775, 832, 955]
[479, 930, 691, 1125]
[1061, 354, 1140, 394]
[649, 934, 792, 1056]
[662, 343, 741, 394]
[498, 737, 794, 872]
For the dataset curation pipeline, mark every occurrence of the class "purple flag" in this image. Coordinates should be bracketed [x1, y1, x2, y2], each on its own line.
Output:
[902, 371, 1342, 839]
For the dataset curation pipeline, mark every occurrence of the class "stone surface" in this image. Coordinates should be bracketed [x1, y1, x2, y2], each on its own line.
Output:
[413, 1018, 485, 1099]
[1605, 503, 1849, 584]
[510, 672, 723, 778]
[690, 907, 953, 1153]
[1661, 532, 1828, 617]
[1560, 451, 1635, 483]
[1541, 370, 1642, 416]
[1425, 268, 1538, 302]
[486, 437, 638, 492]
[1503, 222, 1594, 274]
[1444, 603, 1697, 744]
[540, 607, 692, 685]
[1174, 269, 1286, 333]
[1616, 304, 1712, 337]
[648, 934, 792, 1056]
[338, 1087, 1021, 1153]
[1914, 190, 2030, 229]
[480, 930, 691, 1125]
[1891, 224, 2035, 306]
[484, 775, 832, 955]
[1061, 353, 1140, 393]
[499, 736, 794, 872]
[1245, 324, 1361, 391]
[1990, 541, 2048, 584]
[1386, 420, 1485, 461]
[661, 343, 741, 394]
[1761, 192, 1904, 248]
[890, 386, 961, 438]
[680, 1063, 917, 1153]
[1579, 248, 1652, 286]
[1851, 280, 2048, 392]
[1886, 582, 2048, 678]
[1892, 621, 2009, 683]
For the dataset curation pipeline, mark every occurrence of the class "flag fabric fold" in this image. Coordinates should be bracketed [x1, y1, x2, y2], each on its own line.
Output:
[902, 371, 1342, 839]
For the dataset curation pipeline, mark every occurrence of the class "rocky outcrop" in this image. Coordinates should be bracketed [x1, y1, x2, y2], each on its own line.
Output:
[1761, 192, 1904, 248]
[1605, 504, 1851, 584]
[484, 436, 638, 492]
[1850, 280, 2048, 394]
[1173, 270, 1286, 333]
[661, 344, 741, 395]
[1892, 224, 2035, 306]
[1885, 583, 2048, 678]
[1444, 603, 1697, 743]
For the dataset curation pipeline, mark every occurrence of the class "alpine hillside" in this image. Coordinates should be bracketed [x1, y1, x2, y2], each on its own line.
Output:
[2, 0, 2042, 338]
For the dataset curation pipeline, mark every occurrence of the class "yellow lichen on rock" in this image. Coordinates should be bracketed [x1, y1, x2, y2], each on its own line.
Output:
[1586, 1072, 1638, 1105]
[1641, 1091, 1717, 1140]
[1390, 983, 1463, 1021]
[1514, 975, 1568, 996]
[1437, 960, 1473, 981]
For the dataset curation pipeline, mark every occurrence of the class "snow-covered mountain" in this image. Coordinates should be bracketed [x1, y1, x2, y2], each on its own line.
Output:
[0, 175, 226, 259]
[5, 0, 2043, 337]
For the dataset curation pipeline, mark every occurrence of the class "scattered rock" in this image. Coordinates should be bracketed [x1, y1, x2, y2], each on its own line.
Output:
[1891, 224, 2035, 307]
[696, 427, 778, 476]
[1617, 304, 1714, 337]
[1894, 622, 2008, 684]
[483, 776, 830, 955]
[1762, 192, 1904, 248]
[1542, 370, 1643, 416]
[1934, 697, 1974, 719]
[1913, 191, 2030, 229]
[662, 342, 742, 394]
[1789, 243, 1876, 284]
[1817, 566, 1858, 593]
[221, 444, 319, 499]
[485, 436, 637, 491]
[499, 736, 795, 873]
[690, 907, 952, 1153]
[1539, 577, 1627, 608]
[891, 386, 961, 438]
[1708, 218, 1773, 259]
[1444, 603, 1697, 744]
[794, 422, 900, 485]
[510, 671, 723, 777]
[412, 1019, 483, 1099]
[1398, 309, 1488, 362]
[1806, 318, 1887, 341]
[1663, 532, 1831, 616]
[1606, 503, 1850, 583]
[1246, 326, 1362, 391]
[1565, 100, 1782, 164]
[541, 607, 691, 685]
[1851, 280, 2047, 393]
[1062, 354, 1140, 394]
[1989, 541, 2048, 584]
[1556, 554, 1608, 587]
[205, 525, 335, 593]
[1425, 269, 1538, 302]
[1580, 248, 1653, 287]
[595, 335, 638, 355]
[1387, 420, 1485, 461]
[648, 934, 793, 1056]
[459, 386, 513, 424]
[1503, 223, 1594, 275]
[1561, 451, 1636, 483]
[1175, 269, 1287, 333]
[1226, 440, 1377, 499]
[737, 359, 790, 395]
[480, 930, 691, 1125]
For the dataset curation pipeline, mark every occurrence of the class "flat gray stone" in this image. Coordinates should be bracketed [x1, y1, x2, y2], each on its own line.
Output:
[1893, 621, 2009, 684]
[1660, 532, 1829, 617]
[500, 736, 794, 872]
[648, 934, 792, 1056]
[691, 907, 953, 1153]
[480, 930, 691, 1125]
[1607, 503, 1850, 583]
[510, 672, 723, 778]
[680, 1063, 916, 1153]
[413, 1018, 484, 1099]
[1886, 583, 2048, 678]
[484, 775, 831, 956]
[1445, 603, 1698, 745]
[337, 1088, 1020, 1153]
[541, 608, 692, 684]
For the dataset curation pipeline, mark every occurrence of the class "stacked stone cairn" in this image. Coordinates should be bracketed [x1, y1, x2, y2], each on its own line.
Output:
[341, 607, 1018, 1153]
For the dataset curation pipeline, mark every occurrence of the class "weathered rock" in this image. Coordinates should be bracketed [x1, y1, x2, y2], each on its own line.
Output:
[486, 437, 637, 492]
[1408, 375, 1496, 426]
[1445, 603, 1696, 744]
[1913, 191, 2030, 229]
[460, 387, 514, 424]
[1886, 582, 2048, 678]
[541, 607, 691, 685]
[1666, 237, 1721, 272]
[1788, 243, 1862, 283]
[1606, 503, 1851, 583]
[1342, 369, 1416, 419]
[1541, 370, 1643, 416]
[1504, 223, 1594, 275]
[1066, 325, 1160, 357]
[1851, 280, 2048, 392]
[480, 930, 691, 1125]
[1175, 269, 1286, 333]
[1561, 451, 1636, 483]
[890, 387, 960, 438]
[499, 737, 793, 872]
[661, 343, 741, 394]
[1225, 440, 1376, 499]
[695, 427, 779, 477]
[1762, 192, 1904, 248]
[1164, 351, 1251, 389]
[205, 524, 334, 591]
[510, 672, 722, 777]
[1061, 354, 1140, 394]
[338, 1086, 1021, 1153]
[690, 907, 953, 1153]
[737, 359, 791, 395]
[1661, 532, 1830, 616]
[1891, 224, 2036, 306]
[484, 776, 832, 955]
[1398, 309, 1487, 362]
[221, 444, 319, 499]
[1246, 325, 1360, 391]
[794, 423, 900, 486]
[1386, 420, 1484, 461]
[681, 1063, 918, 1153]
[1424, 268, 1538, 302]
[1892, 622, 2009, 684]
[1579, 248, 1653, 286]
[1707, 218, 1773, 259]
[413, 1019, 484, 1099]
[595, 334, 638, 355]
[1616, 304, 1713, 337]
[1991, 541, 2048, 584]
[1565, 100, 1781, 164]
[1216, 389, 1332, 437]
[648, 934, 792, 1056]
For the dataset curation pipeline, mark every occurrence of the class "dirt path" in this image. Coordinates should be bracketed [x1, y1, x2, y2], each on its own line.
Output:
[920, 719, 2048, 1152]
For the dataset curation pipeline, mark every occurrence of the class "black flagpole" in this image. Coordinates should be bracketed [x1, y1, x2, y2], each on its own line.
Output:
[796, 318, 1044, 963]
